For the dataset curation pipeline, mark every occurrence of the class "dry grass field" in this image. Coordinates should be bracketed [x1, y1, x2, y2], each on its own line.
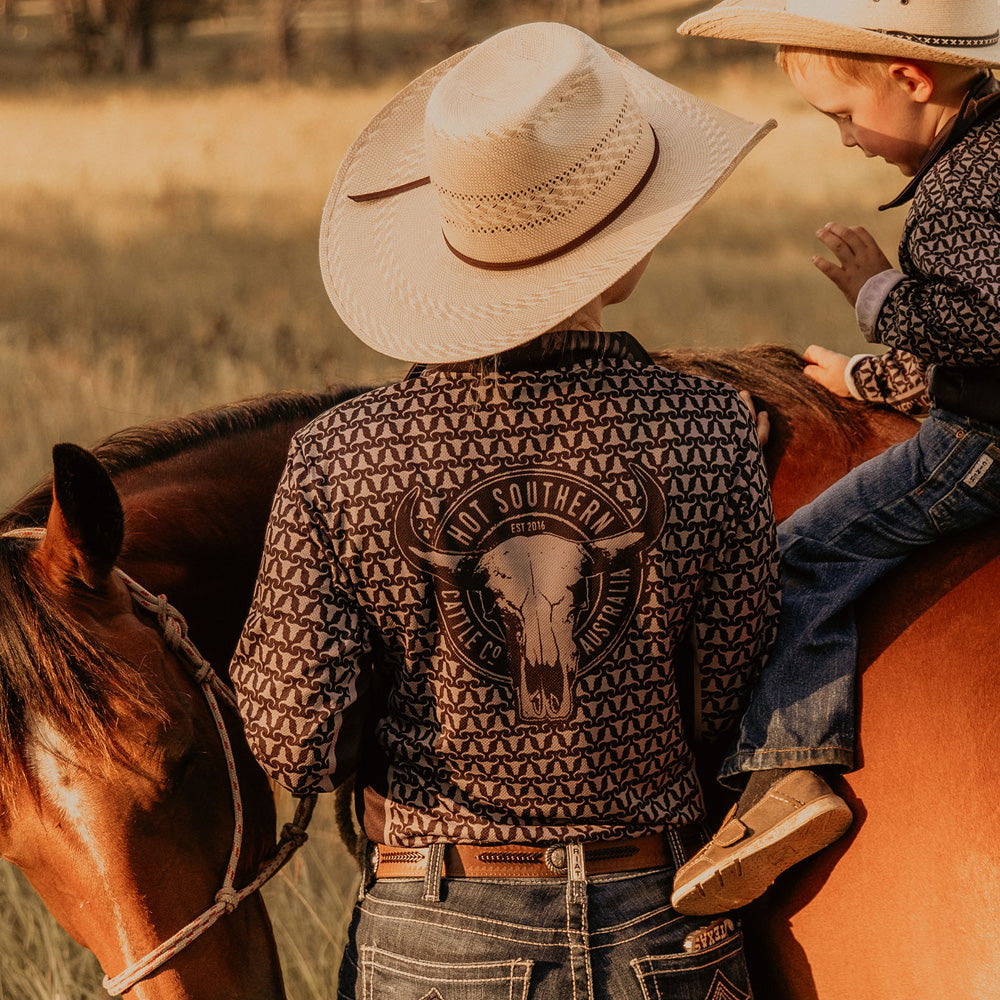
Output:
[0, 2, 912, 997]
[0, 10, 910, 512]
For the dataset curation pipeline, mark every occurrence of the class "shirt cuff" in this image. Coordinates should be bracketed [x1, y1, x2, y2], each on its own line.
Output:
[843, 353, 877, 401]
[855, 269, 905, 342]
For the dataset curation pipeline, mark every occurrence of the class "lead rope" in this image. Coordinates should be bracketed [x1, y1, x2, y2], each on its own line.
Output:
[105, 579, 317, 997]
[2, 528, 316, 998]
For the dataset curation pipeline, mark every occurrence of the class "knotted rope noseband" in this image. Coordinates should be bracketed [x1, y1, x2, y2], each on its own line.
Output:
[4, 527, 316, 996]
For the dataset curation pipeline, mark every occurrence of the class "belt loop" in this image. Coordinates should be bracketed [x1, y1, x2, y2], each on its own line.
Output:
[666, 828, 687, 869]
[358, 839, 376, 901]
[566, 843, 587, 902]
[422, 843, 445, 903]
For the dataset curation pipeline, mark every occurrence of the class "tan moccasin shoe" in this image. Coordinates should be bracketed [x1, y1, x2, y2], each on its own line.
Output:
[671, 769, 852, 916]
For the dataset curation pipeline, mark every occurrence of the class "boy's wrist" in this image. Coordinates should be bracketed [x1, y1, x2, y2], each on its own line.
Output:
[855, 269, 905, 341]
[843, 354, 877, 401]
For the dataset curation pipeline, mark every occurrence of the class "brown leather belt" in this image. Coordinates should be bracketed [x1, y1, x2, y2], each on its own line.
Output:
[372, 830, 703, 880]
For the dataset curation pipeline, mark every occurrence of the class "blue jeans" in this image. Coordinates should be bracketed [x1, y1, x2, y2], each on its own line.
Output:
[337, 845, 755, 999]
[720, 408, 1000, 784]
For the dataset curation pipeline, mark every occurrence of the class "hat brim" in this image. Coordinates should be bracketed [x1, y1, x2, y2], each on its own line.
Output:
[320, 43, 775, 363]
[678, 0, 1000, 68]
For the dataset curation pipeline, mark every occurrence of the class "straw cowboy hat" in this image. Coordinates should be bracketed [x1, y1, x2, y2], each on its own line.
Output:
[678, 0, 1000, 69]
[320, 21, 774, 362]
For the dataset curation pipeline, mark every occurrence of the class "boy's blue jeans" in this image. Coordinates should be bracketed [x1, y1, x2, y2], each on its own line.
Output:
[720, 408, 1000, 785]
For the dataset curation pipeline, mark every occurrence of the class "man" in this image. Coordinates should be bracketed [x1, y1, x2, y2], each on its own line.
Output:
[233, 21, 778, 998]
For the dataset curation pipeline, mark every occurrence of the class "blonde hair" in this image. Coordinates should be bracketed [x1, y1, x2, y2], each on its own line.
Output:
[776, 45, 984, 94]
[776, 45, 892, 87]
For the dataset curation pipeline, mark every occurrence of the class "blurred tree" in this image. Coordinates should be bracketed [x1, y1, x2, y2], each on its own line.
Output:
[55, 0, 110, 72]
[54, 0, 221, 73]
[546, 0, 601, 39]
[268, 0, 300, 75]
[118, 0, 155, 70]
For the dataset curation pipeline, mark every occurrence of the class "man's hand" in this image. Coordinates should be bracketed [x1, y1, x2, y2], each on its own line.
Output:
[813, 222, 893, 306]
[739, 390, 770, 447]
[803, 344, 851, 397]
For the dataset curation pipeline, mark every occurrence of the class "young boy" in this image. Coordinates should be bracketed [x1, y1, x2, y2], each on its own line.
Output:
[670, 0, 1000, 915]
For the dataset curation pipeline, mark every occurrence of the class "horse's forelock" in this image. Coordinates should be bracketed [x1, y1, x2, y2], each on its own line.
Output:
[0, 537, 168, 805]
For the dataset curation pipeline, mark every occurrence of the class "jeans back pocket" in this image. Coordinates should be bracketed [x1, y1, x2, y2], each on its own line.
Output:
[630, 928, 753, 1000]
[360, 945, 533, 1000]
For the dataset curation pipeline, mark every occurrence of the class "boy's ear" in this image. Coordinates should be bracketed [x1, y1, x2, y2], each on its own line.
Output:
[887, 62, 935, 103]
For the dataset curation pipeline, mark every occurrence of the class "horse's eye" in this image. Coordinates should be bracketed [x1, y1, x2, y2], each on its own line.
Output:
[161, 745, 200, 795]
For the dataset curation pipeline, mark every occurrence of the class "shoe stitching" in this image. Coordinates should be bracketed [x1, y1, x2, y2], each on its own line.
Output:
[768, 791, 805, 807]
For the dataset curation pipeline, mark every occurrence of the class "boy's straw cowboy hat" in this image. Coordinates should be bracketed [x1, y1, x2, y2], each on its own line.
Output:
[678, 0, 1000, 69]
[320, 21, 774, 362]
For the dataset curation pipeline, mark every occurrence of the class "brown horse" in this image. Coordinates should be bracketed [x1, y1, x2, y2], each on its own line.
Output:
[658, 347, 1000, 1000]
[2, 349, 997, 998]
[0, 390, 354, 999]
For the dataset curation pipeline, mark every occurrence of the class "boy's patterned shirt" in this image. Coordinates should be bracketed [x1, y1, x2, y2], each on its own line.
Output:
[231, 332, 779, 845]
[850, 94, 1000, 413]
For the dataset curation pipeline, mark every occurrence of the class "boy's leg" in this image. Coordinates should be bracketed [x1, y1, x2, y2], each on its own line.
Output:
[729, 408, 1000, 776]
[674, 412, 986, 914]
[721, 514, 905, 779]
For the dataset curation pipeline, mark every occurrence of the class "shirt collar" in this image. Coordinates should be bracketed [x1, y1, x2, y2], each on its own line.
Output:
[406, 330, 652, 379]
[881, 71, 1000, 211]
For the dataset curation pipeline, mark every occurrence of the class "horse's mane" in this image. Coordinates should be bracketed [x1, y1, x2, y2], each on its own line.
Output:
[2, 387, 363, 530]
[0, 388, 362, 806]
[652, 343, 877, 452]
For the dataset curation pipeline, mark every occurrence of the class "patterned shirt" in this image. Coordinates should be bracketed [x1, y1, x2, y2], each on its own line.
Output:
[232, 331, 779, 845]
[849, 76, 1000, 413]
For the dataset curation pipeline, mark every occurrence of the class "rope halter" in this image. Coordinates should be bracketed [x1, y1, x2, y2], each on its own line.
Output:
[2, 527, 316, 996]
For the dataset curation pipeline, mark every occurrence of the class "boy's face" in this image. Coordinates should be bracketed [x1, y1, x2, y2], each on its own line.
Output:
[787, 57, 941, 176]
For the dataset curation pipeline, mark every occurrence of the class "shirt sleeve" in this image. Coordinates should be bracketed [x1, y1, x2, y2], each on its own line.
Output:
[690, 405, 780, 745]
[872, 196, 1000, 364]
[844, 349, 931, 415]
[231, 436, 371, 795]
[855, 268, 905, 340]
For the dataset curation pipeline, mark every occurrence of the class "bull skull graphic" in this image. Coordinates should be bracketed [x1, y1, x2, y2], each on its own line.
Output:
[394, 464, 666, 722]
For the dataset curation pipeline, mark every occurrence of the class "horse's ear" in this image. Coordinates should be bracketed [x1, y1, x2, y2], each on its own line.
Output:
[39, 444, 124, 591]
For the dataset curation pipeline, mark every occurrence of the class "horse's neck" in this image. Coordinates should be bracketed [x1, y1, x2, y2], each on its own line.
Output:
[105, 374, 917, 670]
[114, 420, 307, 673]
[767, 402, 917, 522]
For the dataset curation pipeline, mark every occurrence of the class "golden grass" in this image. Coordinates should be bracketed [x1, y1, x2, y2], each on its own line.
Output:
[0, 62, 909, 510]
[261, 794, 361, 1000]
[0, 38, 915, 998]
[0, 865, 105, 1000]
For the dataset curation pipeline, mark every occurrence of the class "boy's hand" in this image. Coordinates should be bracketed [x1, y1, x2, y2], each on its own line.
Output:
[803, 345, 851, 397]
[813, 223, 893, 306]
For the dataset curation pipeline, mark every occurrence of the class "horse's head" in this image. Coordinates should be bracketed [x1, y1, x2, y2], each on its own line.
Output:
[0, 445, 286, 999]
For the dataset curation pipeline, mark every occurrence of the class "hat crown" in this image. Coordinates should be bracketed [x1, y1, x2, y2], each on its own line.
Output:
[423, 22, 654, 266]
[787, 0, 999, 40]
[321, 20, 774, 363]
